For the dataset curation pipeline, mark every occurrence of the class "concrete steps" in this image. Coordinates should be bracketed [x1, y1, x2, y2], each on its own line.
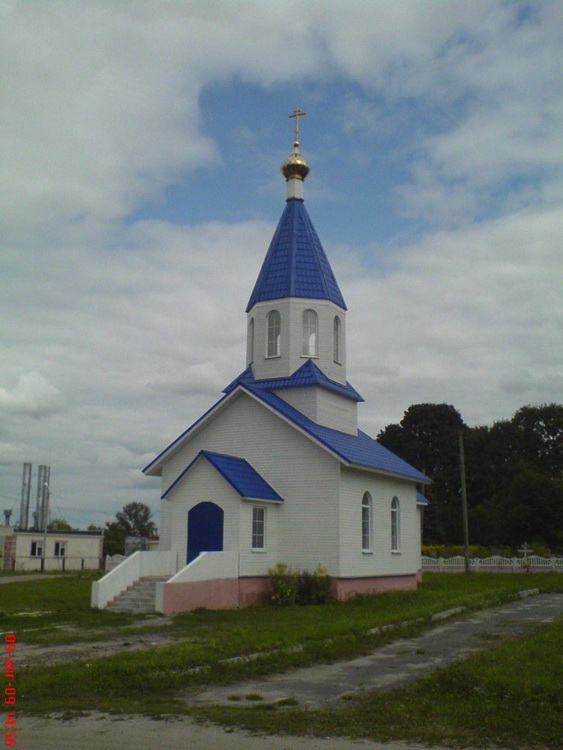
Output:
[106, 576, 169, 614]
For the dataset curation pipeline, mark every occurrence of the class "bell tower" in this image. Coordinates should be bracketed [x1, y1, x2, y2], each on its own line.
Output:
[246, 111, 348, 387]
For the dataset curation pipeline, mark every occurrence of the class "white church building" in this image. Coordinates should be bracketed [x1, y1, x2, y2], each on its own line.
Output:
[92, 117, 429, 614]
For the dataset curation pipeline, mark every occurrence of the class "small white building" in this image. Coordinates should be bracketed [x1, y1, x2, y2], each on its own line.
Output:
[93, 123, 429, 613]
[0, 526, 103, 572]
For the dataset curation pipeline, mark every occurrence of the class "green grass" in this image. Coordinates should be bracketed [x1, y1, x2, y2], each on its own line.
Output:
[13, 572, 563, 722]
[0, 572, 156, 635]
[200, 616, 563, 749]
[3, 569, 559, 643]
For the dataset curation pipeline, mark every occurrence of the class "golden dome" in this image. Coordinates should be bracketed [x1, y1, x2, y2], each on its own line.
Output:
[281, 141, 310, 182]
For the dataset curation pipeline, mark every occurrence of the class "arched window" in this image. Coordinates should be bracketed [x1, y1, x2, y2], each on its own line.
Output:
[333, 316, 342, 363]
[391, 497, 400, 552]
[248, 317, 255, 364]
[302, 309, 318, 357]
[362, 492, 372, 551]
[267, 310, 281, 357]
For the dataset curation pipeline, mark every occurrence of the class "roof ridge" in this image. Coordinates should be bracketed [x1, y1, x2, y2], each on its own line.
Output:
[223, 362, 364, 402]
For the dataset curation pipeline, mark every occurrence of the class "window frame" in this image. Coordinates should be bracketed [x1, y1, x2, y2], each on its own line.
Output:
[251, 506, 266, 551]
[54, 541, 66, 558]
[248, 317, 255, 364]
[302, 309, 318, 357]
[266, 310, 281, 358]
[30, 540, 43, 557]
[391, 496, 401, 552]
[333, 315, 342, 363]
[361, 492, 372, 552]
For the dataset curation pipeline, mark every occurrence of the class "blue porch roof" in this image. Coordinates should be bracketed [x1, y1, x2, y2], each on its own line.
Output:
[162, 450, 283, 502]
[246, 198, 347, 311]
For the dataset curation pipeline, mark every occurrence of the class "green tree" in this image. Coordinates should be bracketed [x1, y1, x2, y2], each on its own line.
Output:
[103, 521, 127, 557]
[497, 469, 563, 550]
[115, 501, 158, 539]
[103, 502, 157, 557]
[48, 518, 73, 531]
[377, 403, 466, 544]
[510, 404, 563, 478]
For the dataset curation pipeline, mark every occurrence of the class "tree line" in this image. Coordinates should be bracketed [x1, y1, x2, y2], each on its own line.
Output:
[377, 403, 563, 553]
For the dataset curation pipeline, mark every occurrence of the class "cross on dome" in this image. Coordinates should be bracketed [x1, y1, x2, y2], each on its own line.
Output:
[289, 108, 307, 146]
[282, 108, 310, 196]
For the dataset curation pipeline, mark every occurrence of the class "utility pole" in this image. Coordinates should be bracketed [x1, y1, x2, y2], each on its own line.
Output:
[459, 430, 470, 574]
[41, 482, 50, 573]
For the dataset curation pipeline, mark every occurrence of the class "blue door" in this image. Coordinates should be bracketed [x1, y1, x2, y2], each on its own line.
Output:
[187, 502, 224, 564]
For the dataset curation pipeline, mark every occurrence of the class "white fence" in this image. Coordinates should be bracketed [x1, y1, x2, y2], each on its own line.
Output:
[422, 555, 563, 572]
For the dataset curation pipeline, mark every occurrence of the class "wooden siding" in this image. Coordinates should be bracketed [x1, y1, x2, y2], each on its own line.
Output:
[338, 467, 421, 578]
[159, 392, 341, 576]
[275, 386, 357, 434]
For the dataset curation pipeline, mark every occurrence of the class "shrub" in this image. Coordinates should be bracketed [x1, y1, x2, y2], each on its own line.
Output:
[296, 566, 332, 605]
[269, 563, 332, 606]
[269, 563, 298, 606]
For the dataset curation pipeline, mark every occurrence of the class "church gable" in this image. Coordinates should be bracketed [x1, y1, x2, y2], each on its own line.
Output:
[162, 450, 283, 503]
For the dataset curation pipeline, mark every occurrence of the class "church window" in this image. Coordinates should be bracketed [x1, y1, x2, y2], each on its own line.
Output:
[391, 497, 400, 552]
[302, 309, 318, 356]
[248, 317, 255, 364]
[361, 492, 372, 551]
[333, 316, 342, 363]
[267, 311, 281, 357]
[252, 507, 266, 550]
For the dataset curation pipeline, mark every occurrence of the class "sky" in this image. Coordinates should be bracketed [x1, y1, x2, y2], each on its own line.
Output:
[1, 0, 561, 532]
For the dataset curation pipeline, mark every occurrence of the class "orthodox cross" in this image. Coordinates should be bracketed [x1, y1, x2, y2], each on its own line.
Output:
[289, 108, 307, 143]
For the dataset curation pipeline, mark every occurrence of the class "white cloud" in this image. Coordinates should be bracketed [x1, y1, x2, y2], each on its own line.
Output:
[0, 373, 62, 418]
[344, 203, 563, 432]
[0, 0, 561, 528]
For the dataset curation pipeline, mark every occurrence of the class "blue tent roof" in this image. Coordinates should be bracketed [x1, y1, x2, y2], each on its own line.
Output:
[246, 198, 347, 311]
[242, 384, 429, 483]
[224, 360, 364, 402]
[162, 450, 283, 502]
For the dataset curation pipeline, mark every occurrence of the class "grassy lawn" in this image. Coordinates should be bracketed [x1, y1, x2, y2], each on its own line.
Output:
[5, 572, 563, 748]
[0, 571, 142, 634]
[200, 617, 563, 749]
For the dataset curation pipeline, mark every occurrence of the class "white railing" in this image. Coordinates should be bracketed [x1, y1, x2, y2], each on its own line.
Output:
[91, 550, 178, 609]
[422, 554, 563, 572]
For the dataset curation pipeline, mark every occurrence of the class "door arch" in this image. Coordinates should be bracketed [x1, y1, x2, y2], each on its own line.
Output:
[187, 502, 224, 564]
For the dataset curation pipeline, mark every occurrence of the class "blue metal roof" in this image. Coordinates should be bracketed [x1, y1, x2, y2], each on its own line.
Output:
[246, 198, 347, 311]
[223, 360, 364, 402]
[242, 384, 429, 483]
[162, 450, 283, 501]
[417, 491, 430, 505]
[145, 384, 429, 485]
